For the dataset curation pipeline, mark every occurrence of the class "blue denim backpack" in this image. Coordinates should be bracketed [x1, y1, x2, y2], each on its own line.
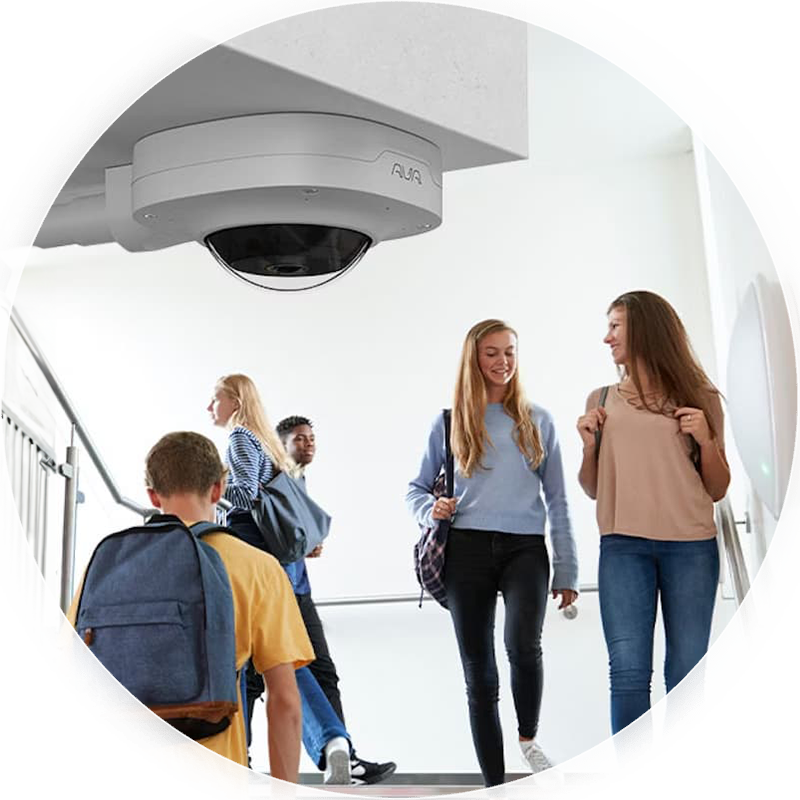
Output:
[413, 409, 454, 609]
[75, 517, 239, 739]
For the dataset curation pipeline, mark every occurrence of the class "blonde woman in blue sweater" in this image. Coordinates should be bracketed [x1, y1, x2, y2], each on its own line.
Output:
[407, 319, 578, 787]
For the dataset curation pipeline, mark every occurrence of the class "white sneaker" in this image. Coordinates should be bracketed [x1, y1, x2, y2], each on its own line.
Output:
[520, 739, 554, 773]
[323, 737, 352, 785]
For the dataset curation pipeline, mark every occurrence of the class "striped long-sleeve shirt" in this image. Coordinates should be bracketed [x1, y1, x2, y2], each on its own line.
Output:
[223, 426, 311, 595]
[224, 426, 274, 512]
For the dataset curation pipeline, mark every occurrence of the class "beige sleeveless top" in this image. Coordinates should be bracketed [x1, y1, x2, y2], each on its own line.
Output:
[587, 384, 724, 541]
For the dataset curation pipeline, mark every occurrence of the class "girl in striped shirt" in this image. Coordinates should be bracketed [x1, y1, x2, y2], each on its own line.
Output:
[208, 373, 353, 784]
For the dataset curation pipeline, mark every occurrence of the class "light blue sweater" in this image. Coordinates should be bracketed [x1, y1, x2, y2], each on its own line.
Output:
[406, 403, 578, 591]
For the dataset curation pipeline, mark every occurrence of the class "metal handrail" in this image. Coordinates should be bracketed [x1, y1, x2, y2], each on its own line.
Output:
[9, 306, 152, 519]
[716, 497, 798, 800]
[314, 583, 598, 608]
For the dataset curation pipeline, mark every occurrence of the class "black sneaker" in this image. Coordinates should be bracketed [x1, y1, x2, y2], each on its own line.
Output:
[349, 756, 397, 785]
[247, 759, 269, 783]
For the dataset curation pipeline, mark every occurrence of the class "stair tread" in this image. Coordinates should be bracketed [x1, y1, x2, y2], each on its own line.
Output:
[250, 783, 769, 800]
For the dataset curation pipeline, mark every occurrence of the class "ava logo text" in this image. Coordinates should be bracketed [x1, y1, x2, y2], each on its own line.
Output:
[391, 162, 423, 185]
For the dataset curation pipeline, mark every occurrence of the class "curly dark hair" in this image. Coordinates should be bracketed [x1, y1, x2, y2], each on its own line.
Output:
[275, 415, 313, 441]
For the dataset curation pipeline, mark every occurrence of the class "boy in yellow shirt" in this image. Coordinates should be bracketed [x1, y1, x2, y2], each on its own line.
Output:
[68, 431, 314, 780]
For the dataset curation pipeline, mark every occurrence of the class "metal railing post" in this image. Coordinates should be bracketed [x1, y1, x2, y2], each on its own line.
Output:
[9, 307, 152, 519]
[59, 425, 80, 612]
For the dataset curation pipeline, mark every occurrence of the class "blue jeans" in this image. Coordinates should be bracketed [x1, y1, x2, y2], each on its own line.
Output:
[598, 534, 719, 735]
[296, 666, 350, 769]
[227, 512, 350, 768]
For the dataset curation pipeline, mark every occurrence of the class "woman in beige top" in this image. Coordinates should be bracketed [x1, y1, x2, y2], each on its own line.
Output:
[576, 290, 730, 734]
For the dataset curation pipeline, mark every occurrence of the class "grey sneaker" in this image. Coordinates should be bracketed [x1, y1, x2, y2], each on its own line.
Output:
[520, 740, 554, 773]
[323, 738, 352, 785]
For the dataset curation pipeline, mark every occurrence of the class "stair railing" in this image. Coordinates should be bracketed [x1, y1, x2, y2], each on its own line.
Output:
[8, 307, 152, 610]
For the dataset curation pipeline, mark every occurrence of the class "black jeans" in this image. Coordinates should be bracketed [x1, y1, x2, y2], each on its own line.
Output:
[444, 528, 550, 787]
[244, 595, 350, 759]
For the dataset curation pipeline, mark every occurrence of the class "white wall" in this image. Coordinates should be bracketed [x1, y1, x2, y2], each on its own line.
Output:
[7, 23, 751, 779]
[688, 0, 800, 784]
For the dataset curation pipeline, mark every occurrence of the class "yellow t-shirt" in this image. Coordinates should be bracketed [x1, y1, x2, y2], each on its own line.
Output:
[68, 523, 314, 766]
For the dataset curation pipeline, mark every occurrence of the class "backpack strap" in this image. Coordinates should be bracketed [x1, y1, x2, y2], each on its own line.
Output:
[689, 435, 702, 473]
[594, 385, 610, 452]
[443, 409, 454, 498]
[189, 521, 232, 539]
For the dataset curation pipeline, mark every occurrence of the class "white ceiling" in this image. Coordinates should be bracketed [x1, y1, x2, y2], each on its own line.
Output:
[0, 0, 694, 219]
[0, 0, 526, 211]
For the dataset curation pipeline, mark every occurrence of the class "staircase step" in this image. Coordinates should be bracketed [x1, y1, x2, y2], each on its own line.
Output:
[250, 783, 769, 800]
[250, 772, 770, 800]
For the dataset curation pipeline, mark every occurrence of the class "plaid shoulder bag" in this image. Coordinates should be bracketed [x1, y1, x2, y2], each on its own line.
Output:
[413, 409, 454, 609]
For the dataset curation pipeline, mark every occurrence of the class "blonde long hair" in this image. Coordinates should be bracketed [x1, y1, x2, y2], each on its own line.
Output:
[215, 374, 293, 474]
[452, 319, 544, 478]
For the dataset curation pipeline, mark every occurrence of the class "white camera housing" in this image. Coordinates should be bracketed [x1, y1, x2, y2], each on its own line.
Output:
[37, 113, 444, 289]
[126, 113, 442, 288]
[131, 113, 442, 243]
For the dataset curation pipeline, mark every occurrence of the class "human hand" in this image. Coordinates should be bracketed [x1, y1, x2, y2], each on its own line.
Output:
[551, 589, 578, 609]
[432, 496, 457, 521]
[576, 407, 607, 448]
[674, 407, 712, 446]
[307, 545, 323, 558]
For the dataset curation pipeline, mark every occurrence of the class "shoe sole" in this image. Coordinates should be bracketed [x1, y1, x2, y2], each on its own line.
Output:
[351, 762, 397, 786]
[324, 750, 351, 785]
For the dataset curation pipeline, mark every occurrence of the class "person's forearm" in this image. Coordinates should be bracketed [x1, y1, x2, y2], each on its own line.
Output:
[406, 482, 437, 529]
[42, 685, 72, 800]
[578, 446, 598, 499]
[700, 439, 730, 501]
[267, 695, 302, 783]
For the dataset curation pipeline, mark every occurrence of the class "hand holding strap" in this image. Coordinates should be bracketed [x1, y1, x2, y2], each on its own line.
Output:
[594, 385, 610, 453]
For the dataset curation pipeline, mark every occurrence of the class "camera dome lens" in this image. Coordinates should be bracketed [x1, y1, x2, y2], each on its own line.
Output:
[205, 224, 372, 290]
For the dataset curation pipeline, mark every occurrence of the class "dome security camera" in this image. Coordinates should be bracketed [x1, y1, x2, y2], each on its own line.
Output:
[123, 113, 443, 290]
[35, 113, 443, 290]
